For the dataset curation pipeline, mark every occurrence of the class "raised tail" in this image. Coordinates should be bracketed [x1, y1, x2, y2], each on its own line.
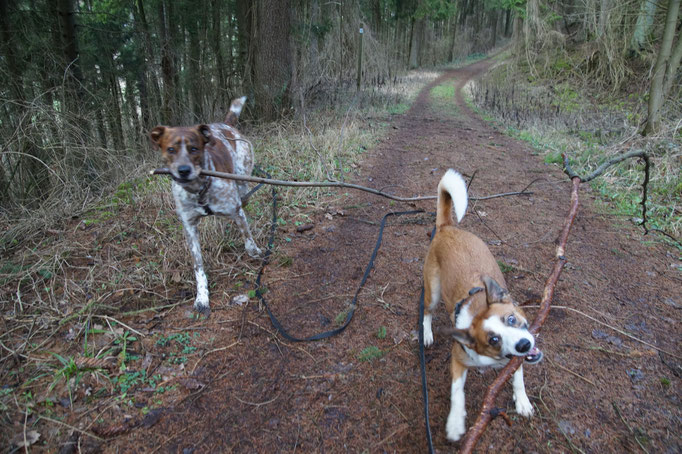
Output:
[436, 169, 468, 230]
[224, 96, 247, 126]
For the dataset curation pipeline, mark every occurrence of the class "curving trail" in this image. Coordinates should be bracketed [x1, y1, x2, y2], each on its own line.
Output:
[111, 58, 681, 453]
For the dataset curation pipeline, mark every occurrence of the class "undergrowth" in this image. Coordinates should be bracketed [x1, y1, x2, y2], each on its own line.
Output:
[467, 55, 682, 242]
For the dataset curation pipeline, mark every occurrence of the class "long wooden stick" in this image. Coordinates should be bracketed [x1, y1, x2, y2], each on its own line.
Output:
[459, 176, 581, 454]
[150, 168, 534, 203]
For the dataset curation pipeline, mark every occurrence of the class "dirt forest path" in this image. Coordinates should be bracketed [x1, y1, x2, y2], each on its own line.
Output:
[112, 58, 681, 453]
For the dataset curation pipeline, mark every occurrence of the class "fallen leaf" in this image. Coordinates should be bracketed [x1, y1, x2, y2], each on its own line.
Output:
[179, 377, 205, 390]
[11, 430, 40, 447]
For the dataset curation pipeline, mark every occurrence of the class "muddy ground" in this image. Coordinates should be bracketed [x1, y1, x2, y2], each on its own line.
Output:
[4, 58, 681, 453]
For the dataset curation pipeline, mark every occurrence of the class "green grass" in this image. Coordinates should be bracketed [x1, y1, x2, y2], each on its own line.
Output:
[430, 81, 459, 115]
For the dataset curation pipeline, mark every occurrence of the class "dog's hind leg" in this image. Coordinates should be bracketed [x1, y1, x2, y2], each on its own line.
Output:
[423, 271, 441, 347]
[227, 205, 262, 258]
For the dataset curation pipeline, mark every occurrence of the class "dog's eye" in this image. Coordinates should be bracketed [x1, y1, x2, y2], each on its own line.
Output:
[507, 315, 517, 326]
[190, 147, 199, 153]
[489, 336, 500, 346]
[167, 147, 175, 154]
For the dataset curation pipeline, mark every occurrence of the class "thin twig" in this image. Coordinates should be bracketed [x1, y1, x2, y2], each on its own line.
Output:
[94, 315, 146, 337]
[233, 392, 280, 407]
[612, 401, 650, 454]
[37, 413, 104, 441]
[546, 357, 596, 386]
[524, 305, 680, 360]
[190, 341, 240, 374]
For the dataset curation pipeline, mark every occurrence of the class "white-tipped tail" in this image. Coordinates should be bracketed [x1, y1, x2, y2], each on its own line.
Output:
[230, 96, 247, 116]
[436, 169, 468, 228]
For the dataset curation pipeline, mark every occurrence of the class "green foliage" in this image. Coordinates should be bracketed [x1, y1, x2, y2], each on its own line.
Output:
[415, 0, 457, 20]
[376, 326, 387, 339]
[496, 260, 516, 273]
[358, 346, 384, 362]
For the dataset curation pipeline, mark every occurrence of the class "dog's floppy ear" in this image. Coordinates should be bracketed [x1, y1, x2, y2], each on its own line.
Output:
[198, 124, 212, 143]
[482, 276, 511, 305]
[150, 126, 166, 149]
[450, 328, 475, 349]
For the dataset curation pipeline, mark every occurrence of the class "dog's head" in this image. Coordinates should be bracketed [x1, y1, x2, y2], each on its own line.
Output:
[450, 276, 543, 364]
[149, 125, 213, 183]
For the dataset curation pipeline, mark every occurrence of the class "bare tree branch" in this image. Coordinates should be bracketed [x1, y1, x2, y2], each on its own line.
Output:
[562, 150, 651, 232]
[150, 168, 535, 203]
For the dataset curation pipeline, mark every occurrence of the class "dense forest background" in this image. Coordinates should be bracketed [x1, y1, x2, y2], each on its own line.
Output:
[0, 0, 680, 225]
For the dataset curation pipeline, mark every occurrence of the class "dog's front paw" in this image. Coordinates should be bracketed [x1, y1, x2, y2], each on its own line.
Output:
[423, 314, 434, 347]
[514, 394, 534, 417]
[193, 298, 211, 316]
[245, 239, 263, 259]
[445, 412, 466, 442]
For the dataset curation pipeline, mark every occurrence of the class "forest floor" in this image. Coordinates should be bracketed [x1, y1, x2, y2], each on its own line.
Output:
[3, 58, 682, 453]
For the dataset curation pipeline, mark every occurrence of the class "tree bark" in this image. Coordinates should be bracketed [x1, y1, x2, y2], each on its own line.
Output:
[251, 0, 293, 120]
[630, 0, 659, 53]
[158, 0, 176, 124]
[211, 0, 227, 106]
[133, 0, 159, 128]
[643, 0, 680, 135]
[56, 0, 86, 111]
[409, 17, 425, 69]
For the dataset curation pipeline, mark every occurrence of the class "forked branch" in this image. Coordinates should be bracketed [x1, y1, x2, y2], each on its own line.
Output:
[562, 150, 651, 232]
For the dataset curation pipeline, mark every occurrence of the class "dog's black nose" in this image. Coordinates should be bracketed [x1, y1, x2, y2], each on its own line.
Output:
[515, 338, 531, 353]
[178, 165, 192, 178]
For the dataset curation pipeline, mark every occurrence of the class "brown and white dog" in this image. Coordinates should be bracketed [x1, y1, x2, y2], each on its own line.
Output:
[422, 169, 542, 442]
[150, 97, 262, 314]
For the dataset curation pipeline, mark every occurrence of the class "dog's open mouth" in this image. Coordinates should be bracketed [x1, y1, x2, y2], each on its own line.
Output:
[171, 175, 195, 184]
[524, 347, 543, 364]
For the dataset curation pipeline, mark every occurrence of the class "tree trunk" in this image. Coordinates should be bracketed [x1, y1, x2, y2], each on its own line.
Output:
[189, 19, 203, 118]
[236, 0, 253, 88]
[57, 0, 84, 105]
[251, 0, 293, 120]
[107, 53, 125, 150]
[126, 76, 141, 139]
[662, 26, 682, 96]
[0, 0, 25, 103]
[133, 0, 160, 128]
[630, 0, 659, 53]
[56, 0, 86, 112]
[643, 0, 680, 135]
[409, 18, 424, 69]
[158, 0, 176, 124]
[211, 0, 227, 106]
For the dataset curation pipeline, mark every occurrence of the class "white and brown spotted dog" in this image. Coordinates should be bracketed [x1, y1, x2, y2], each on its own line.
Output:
[150, 97, 262, 314]
[422, 169, 543, 442]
